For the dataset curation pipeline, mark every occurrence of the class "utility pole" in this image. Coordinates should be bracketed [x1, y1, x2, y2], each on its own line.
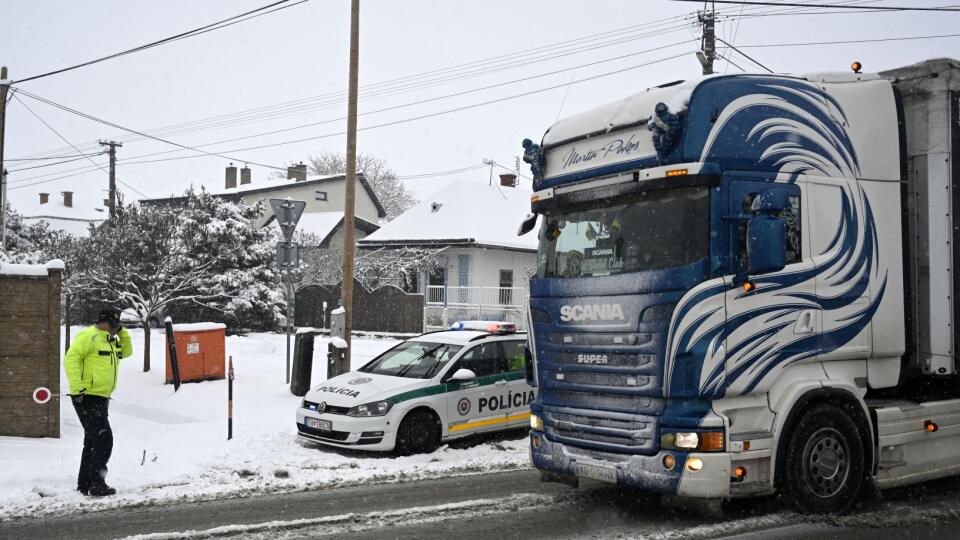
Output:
[698, 9, 716, 75]
[1, 67, 10, 250]
[338, 0, 360, 377]
[99, 140, 122, 218]
[483, 158, 495, 186]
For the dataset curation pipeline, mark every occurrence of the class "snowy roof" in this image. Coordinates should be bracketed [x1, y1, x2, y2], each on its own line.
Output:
[265, 211, 379, 245]
[543, 77, 706, 147]
[0, 260, 64, 276]
[140, 173, 388, 219]
[359, 181, 537, 252]
[11, 192, 107, 237]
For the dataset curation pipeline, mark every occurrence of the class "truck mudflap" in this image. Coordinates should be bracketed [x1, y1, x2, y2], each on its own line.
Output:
[531, 431, 731, 498]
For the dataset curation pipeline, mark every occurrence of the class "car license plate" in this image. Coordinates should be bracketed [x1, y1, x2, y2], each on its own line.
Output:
[306, 417, 332, 431]
[574, 462, 617, 484]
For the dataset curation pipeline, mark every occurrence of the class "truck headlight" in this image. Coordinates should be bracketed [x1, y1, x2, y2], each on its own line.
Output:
[530, 413, 544, 431]
[347, 400, 392, 417]
[661, 430, 725, 452]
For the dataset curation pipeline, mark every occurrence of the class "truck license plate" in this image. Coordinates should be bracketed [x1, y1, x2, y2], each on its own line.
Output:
[306, 417, 332, 431]
[574, 462, 617, 484]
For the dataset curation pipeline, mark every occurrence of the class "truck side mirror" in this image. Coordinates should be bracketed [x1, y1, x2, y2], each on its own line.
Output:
[751, 189, 788, 213]
[517, 213, 538, 236]
[747, 216, 787, 275]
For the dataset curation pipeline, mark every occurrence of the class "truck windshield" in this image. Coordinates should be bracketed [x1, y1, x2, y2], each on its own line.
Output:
[538, 186, 710, 278]
[359, 341, 463, 379]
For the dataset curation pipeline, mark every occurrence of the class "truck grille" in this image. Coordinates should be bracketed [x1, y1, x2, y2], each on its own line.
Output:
[541, 404, 659, 455]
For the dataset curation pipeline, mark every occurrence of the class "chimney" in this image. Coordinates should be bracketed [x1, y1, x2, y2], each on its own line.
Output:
[225, 163, 238, 189]
[39, 193, 49, 204]
[240, 165, 252, 185]
[62, 191, 73, 208]
[499, 173, 518, 187]
[287, 162, 307, 182]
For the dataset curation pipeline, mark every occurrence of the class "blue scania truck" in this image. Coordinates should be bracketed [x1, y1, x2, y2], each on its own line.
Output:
[520, 58, 960, 513]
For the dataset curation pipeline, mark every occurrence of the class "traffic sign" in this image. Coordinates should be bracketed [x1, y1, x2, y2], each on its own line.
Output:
[269, 198, 307, 241]
[276, 241, 300, 270]
[33, 387, 52, 404]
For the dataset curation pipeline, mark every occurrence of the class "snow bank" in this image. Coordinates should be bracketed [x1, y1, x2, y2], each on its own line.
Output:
[0, 329, 531, 521]
[170, 322, 227, 332]
[0, 262, 52, 276]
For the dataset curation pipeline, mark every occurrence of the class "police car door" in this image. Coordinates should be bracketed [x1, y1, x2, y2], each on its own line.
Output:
[444, 341, 508, 436]
[501, 339, 536, 427]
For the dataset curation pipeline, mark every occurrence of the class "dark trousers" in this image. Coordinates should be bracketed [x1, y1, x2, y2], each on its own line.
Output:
[72, 395, 113, 489]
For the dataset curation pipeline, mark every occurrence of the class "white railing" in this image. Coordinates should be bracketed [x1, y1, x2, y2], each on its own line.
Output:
[426, 286, 527, 308]
[424, 285, 529, 332]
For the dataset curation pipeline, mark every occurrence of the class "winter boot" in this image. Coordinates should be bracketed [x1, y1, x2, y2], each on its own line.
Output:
[86, 484, 117, 497]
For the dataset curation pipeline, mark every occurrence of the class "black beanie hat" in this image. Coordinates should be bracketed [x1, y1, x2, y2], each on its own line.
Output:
[97, 308, 122, 325]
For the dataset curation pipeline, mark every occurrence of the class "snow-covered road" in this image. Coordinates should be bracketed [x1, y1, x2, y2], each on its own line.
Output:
[0, 328, 532, 521]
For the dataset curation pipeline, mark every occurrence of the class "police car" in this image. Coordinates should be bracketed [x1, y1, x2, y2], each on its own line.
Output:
[296, 321, 534, 454]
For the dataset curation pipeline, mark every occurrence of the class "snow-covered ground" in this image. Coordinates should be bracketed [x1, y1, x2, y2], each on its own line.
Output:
[0, 328, 530, 521]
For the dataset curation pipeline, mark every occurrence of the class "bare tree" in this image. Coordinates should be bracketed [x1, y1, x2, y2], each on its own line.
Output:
[297, 152, 417, 220]
[354, 247, 442, 291]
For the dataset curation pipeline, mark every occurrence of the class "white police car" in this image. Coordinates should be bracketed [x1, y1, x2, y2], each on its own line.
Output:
[296, 321, 535, 454]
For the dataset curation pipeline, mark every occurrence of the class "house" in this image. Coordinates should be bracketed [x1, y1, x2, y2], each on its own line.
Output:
[14, 190, 107, 236]
[358, 175, 537, 329]
[273, 211, 381, 286]
[141, 163, 387, 226]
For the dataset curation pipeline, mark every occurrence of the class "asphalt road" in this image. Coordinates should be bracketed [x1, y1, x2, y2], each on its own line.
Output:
[3, 469, 960, 539]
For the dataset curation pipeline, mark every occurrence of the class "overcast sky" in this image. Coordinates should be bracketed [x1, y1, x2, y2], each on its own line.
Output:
[2, 0, 958, 213]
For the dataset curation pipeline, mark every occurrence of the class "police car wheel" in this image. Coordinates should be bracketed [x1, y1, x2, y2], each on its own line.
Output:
[781, 403, 865, 514]
[395, 408, 440, 456]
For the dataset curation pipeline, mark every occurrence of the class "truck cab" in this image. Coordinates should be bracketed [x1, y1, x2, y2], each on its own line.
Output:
[523, 59, 960, 513]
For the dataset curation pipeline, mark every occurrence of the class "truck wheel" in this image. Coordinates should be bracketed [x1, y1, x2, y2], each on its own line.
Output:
[781, 403, 865, 514]
[395, 409, 440, 456]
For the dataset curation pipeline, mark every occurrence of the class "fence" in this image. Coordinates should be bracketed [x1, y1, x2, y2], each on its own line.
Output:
[0, 262, 63, 438]
[424, 285, 528, 332]
[296, 280, 424, 335]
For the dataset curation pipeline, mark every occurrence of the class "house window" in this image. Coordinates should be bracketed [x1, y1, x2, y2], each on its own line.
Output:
[499, 270, 514, 305]
[457, 255, 470, 303]
[315, 191, 328, 201]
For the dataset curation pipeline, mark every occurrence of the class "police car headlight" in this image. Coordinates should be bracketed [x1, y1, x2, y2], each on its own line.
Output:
[347, 400, 392, 417]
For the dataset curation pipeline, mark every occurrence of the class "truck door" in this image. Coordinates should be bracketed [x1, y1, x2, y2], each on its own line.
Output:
[723, 179, 816, 395]
[806, 179, 872, 363]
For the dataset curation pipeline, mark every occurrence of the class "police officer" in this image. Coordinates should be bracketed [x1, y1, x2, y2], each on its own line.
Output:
[63, 308, 133, 496]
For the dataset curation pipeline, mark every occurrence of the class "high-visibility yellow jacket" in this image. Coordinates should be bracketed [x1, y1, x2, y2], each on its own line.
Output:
[64, 326, 134, 398]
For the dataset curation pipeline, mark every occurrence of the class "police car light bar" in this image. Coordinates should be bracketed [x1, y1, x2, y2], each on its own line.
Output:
[449, 321, 517, 334]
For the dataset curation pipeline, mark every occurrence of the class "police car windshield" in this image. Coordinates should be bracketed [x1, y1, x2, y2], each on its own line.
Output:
[359, 341, 463, 379]
[537, 186, 710, 278]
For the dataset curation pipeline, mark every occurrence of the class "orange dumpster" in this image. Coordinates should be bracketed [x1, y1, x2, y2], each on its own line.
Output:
[165, 323, 226, 384]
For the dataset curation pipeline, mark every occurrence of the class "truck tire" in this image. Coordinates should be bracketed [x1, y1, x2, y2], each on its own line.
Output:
[781, 403, 865, 514]
[395, 408, 441, 456]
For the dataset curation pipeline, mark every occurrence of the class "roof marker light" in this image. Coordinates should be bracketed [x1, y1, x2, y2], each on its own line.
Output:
[851, 61, 862, 74]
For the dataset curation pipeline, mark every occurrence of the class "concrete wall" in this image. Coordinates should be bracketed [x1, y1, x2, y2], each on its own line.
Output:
[0, 267, 62, 438]
[237, 178, 381, 227]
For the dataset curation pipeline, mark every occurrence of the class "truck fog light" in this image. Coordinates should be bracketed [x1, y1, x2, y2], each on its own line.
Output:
[532, 434, 542, 448]
[663, 454, 676, 470]
[686, 457, 704, 472]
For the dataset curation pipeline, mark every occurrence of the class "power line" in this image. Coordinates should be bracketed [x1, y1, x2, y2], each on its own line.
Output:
[397, 164, 487, 179]
[737, 32, 960, 47]
[15, 14, 701, 159]
[7, 154, 104, 172]
[13, 0, 309, 84]
[716, 37, 775, 72]
[672, 0, 960, 11]
[5, 152, 105, 162]
[15, 89, 287, 170]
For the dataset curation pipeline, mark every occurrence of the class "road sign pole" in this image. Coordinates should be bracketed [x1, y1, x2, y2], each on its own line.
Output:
[270, 199, 306, 385]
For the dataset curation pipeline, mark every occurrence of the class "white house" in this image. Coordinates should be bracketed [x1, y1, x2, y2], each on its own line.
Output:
[141, 164, 387, 226]
[358, 177, 537, 329]
[14, 190, 107, 236]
